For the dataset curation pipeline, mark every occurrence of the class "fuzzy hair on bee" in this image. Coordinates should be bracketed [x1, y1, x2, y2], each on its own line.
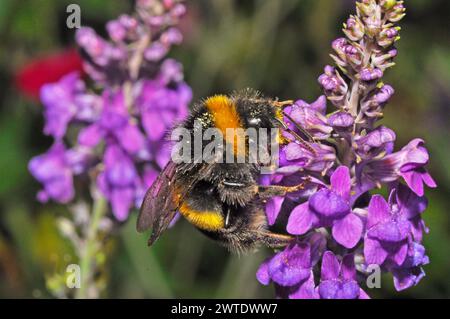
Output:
[137, 88, 310, 253]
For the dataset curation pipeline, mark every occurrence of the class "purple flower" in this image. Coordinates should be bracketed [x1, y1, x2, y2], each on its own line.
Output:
[263, 174, 320, 226]
[97, 144, 140, 221]
[260, 0, 432, 299]
[363, 186, 428, 268]
[257, 235, 326, 299]
[78, 89, 146, 155]
[257, 242, 312, 287]
[343, 15, 365, 41]
[136, 64, 191, 142]
[76, 27, 125, 68]
[328, 112, 354, 129]
[364, 194, 409, 266]
[318, 252, 369, 299]
[395, 184, 429, 242]
[278, 141, 336, 175]
[318, 66, 348, 107]
[283, 96, 332, 140]
[398, 139, 437, 196]
[287, 166, 363, 249]
[107, 15, 138, 43]
[359, 67, 383, 82]
[389, 242, 429, 291]
[331, 38, 363, 68]
[362, 84, 395, 117]
[355, 126, 396, 159]
[28, 143, 75, 203]
[41, 72, 101, 139]
[362, 139, 436, 196]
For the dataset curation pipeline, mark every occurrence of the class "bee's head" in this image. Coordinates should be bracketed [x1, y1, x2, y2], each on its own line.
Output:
[232, 89, 290, 130]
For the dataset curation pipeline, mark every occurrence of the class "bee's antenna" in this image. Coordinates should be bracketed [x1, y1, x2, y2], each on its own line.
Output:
[282, 111, 315, 142]
[275, 117, 318, 156]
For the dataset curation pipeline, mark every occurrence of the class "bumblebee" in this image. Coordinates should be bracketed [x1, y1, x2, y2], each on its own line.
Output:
[137, 89, 308, 253]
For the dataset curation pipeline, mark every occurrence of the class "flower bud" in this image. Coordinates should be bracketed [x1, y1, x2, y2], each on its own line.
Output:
[377, 27, 401, 47]
[359, 67, 383, 82]
[381, 0, 397, 11]
[372, 48, 397, 70]
[318, 66, 348, 107]
[385, 2, 406, 23]
[343, 15, 365, 42]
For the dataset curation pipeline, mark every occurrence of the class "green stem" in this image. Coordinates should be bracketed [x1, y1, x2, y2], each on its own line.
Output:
[75, 196, 108, 299]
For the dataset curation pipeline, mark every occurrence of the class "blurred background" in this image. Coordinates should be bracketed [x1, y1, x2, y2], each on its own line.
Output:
[0, 0, 449, 298]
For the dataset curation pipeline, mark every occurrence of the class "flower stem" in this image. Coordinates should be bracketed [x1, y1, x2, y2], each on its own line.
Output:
[75, 196, 108, 299]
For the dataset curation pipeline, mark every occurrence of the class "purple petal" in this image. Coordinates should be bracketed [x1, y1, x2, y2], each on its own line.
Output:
[341, 254, 356, 280]
[368, 220, 410, 243]
[392, 267, 426, 292]
[268, 243, 312, 286]
[332, 213, 363, 249]
[266, 196, 285, 226]
[110, 188, 133, 221]
[318, 280, 340, 299]
[364, 237, 388, 265]
[328, 112, 354, 128]
[330, 166, 351, 199]
[321, 251, 340, 281]
[44, 174, 74, 203]
[367, 195, 391, 229]
[359, 289, 370, 299]
[78, 124, 104, 148]
[284, 143, 306, 161]
[256, 258, 271, 286]
[402, 139, 429, 167]
[409, 216, 428, 243]
[309, 189, 350, 218]
[142, 110, 167, 141]
[287, 202, 315, 235]
[310, 95, 327, 114]
[396, 184, 428, 219]
[116, 123, 145, 154]
[422, 170, 437, 188]
[392, 243, 408, 266]
[401, 171, 424, 197]
[336, 281, 360, 299]
[289, 272, 319, 299]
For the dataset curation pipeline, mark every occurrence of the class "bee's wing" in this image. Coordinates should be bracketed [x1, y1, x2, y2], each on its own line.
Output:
[137, 161, 213, 245]
[137, 161, 178, 233]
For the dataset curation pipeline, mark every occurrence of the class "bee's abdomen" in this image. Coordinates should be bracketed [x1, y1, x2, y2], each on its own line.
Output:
[179, 201, 224, 232]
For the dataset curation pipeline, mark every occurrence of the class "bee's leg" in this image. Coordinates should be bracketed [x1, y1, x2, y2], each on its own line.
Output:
[256, 180, 308, 199]
[256, 231, 294, 248]
[272, 100, 294, 108]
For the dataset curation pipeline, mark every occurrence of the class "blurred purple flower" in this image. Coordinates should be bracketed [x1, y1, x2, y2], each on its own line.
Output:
[97, 144, 140, 221]
[30, 0, 191, 222]
[40, 72, 101, 139]
[29, 143, 75, 203]
[78, 89, 145, 155]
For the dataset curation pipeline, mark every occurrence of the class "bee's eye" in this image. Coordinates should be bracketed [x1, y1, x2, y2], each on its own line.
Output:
[248, 117, 261, 126]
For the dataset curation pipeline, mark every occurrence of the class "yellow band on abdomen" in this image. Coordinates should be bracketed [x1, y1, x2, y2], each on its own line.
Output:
[179, 202, 224, 232]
